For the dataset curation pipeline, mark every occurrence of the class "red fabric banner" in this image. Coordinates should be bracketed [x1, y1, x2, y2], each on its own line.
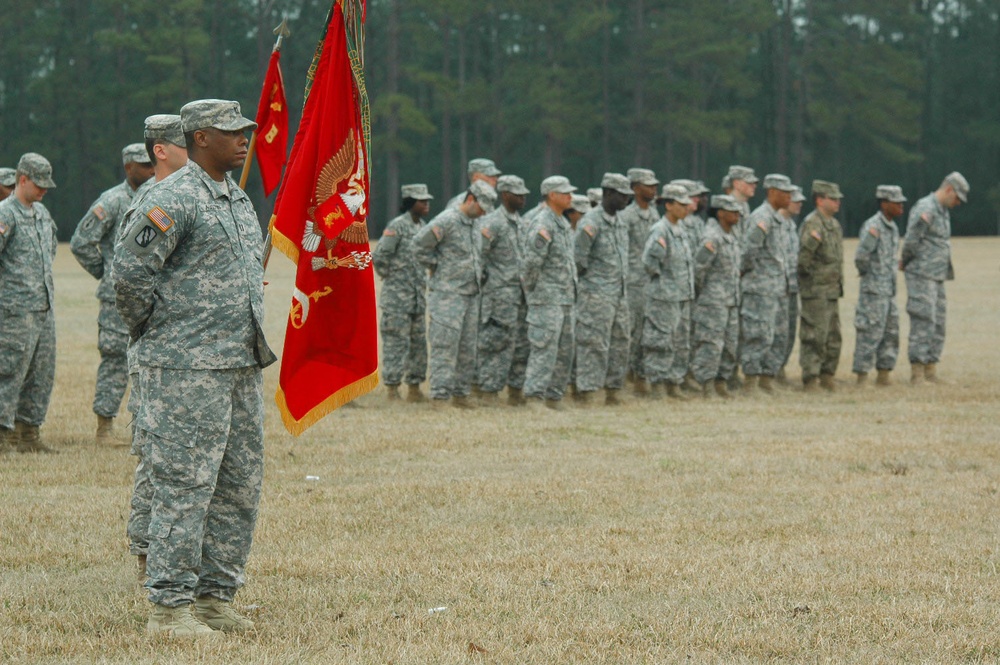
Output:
[269, 0, 377, 435]
[253, 50, 289, 197]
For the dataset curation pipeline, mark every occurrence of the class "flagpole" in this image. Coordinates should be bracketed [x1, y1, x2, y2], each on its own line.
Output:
[240, 19, 291, 191]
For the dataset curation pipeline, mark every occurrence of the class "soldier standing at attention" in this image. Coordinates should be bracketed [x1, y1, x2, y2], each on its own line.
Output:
[0, 168, 16, 199]
[739, 174, 795, 394]
[642, 183, 695, 399]
[475, 175, 530, 405]
[445, 158, 501, 210]
[372, 184, 434, 403]
[901, 172, 968, 384]
[619, 167, 660, 396]
[413, 181, 496, 408]
[114, 99, 275, 639]
[691, 195, 742, 398]
[798, 180, 845, 392]
[777, 185, 805, 384]
[71, 143, 155, 445]
[521, 175, 578, 409]
[0, 153, 59, 454]
[566, 195, 590, 230]
[728, 165, 758, 238]
[572, 173, 632, 406]
[852, 185, 906, 386]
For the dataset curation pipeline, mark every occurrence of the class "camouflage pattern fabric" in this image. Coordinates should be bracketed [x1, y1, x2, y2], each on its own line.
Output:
[902, 193, 952, 364]
[373, 212, 428, 386]
[93, 301, 129, 418]
[852, 212, 901, 373]
[574, 208, 630, 392]
[641, 218, 694, 384]
[619, 202, 658, 379]
[521, 206, 576, 399]
[691, 218, 741, 384]
[0, 195, 58, 429]
[413, 207, 482, 399]
[798, 210, 844, 380]
[905, 274, 946, 364]
[781, 215, 800, 369]
[739, 202, 790, 376]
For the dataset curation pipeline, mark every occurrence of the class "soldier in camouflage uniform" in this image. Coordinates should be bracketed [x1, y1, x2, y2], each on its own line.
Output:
[124, 114, 189, 578]
[0, 168, 15, 200]
[901, 172, 968, 384]
[852, 185, 906, 386]
[521, 176, 578, 408]
[475, 175, 530, 405]
[0, 153, 59, 454]
[740, 174, 795, 394]
[798, 180, 845, 392]
[372, 184, 433, 403]
[445, 158, 501, 210]
[642, 183, 695, 399]
[729, 165, 758, 240]
[587, 187, 603, 209]
[573, 173, 631, 406]
[777, 185, 805, 384]
[113, 99, 275, 639]
[671, 179, 709, 251]
[71, 143, 154, 445]
[619, 168, 660, 395]
[413, 181, 496, 407]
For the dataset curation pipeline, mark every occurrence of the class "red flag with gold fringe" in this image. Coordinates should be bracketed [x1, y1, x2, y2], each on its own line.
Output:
[269, 0, 377, 435]
[253, 49, 289, 197]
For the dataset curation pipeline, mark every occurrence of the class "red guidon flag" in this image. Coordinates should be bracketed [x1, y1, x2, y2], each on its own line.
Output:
[269, 0, 377, 435]
[254, 50, 289, 197]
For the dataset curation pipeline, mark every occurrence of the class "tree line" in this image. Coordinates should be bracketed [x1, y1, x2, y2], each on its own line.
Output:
[2, 0, 998, 239]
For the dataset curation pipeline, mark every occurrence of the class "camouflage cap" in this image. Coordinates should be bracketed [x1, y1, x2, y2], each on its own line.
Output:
[728, 165, 758, 184]
[944, 171, 969, 202]
[812, 179, 843, 199]
[144, 114, 186, 147]
[692, 180, 710, 196]
[468, 158, 501, 177]
[570, 194, 591, 214]
[0, 167, 15, 187]
[789, 186, 806, 203]
[763, 173, 796, 192]
[710, 194, 742, 213]
[17, 152, 56, 189]
[627, 167, 659, 186]
[468, 180, 497, 213]
[657, 183, 692, 205]
[540, 175, 577, 195]
[401, 183, 434, 200]
[601, 172, 632, 195]
[122, 142, 152, 165]
[875, 185, 906, 203]
[496, 174, 530, 195]
[721, 174, 733, 190]
[587, 187, 603, 205]
[670, 179, 697, 194]
[180, 99, 257, 133]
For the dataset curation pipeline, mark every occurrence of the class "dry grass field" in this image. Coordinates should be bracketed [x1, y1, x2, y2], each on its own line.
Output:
[1, 237, 999, 664]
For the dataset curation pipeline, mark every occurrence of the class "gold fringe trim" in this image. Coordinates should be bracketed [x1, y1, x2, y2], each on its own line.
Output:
[275, 369, 379, 437]
[268, 214, 300, 264]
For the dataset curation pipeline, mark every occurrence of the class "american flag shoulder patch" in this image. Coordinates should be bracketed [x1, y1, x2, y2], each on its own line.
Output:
[868, 227, 880, 237]
[0, 220, 7, 235]
[538, 228, 551, 241]
[704, 240, 716, 253]
[146, 206, 175, 232]
[657, 236, 667, 248]
[93, 204, 106, 221]
[582, 225, 596, 238]
[383, 229, 397, 237]
[810, 230, 822, 242]
[757, 221, 768, 232]
[431, 225, 444, 240]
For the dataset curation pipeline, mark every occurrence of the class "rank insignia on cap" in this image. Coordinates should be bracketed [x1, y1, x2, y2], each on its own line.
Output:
[704, 240, 716, 253]
[431, 226, 444, 240]
[657, 236, 667, 248]
[810, 230, 822, 242]
[382, 229, 396, 237]
[93, 205, 106, 221]
[146, 206, 175, 232]
[869, 227, 880, 237]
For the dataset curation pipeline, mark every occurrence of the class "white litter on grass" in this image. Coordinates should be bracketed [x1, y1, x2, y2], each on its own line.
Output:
[305, 475, 320, 481]
[428, 606, 448, 614]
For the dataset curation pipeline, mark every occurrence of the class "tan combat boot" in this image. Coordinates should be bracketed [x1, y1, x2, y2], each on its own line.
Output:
[507, 387, 526, 406]
[605, 389, 623, 406]
[648, 382, 664, 399]
[758, 375, 775, 394]
[16, 422, 57, 454]
[775, 367, 789, 386]
[544, 398, 565, 411]
[876, 369, 892, 387]
[96, 415, 116, 446]
[743, 375, 759, 395]
[194, 596, 255, 634]
[855, 372, 868, 386]
[681, 373, 701, 393]
[430, 398, 450, 410]
[701, 382, 713, 399]
[386, 384, 401, 401]
[452, 395, 476, 410]
[633, 378, 650, 397]
[137, 554, 147, 581]
[572, 389, 593, 407]
[820, 374, 836, 392]
[910, 363, 925, 385]
[714, 379, 733, 400]
[406, 384, 427, 403]
[479, 391, 499, 406]
[147, 603, 222, 640]
[803, 377, 819, 393]
[924, 363, 939, 383]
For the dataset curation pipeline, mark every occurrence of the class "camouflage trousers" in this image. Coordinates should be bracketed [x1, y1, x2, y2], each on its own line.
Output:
[626, 283, 646, 379]
[690, 303, 740, 385]
[427, 291, 479, 399]
[94, 300, 130, 418]
[379, 306, 427, 386]
[782, 292, 799, 369]
[524, 304, 575, 400]
[476, 288, 529, 393]
[905, 274, 946, 364]
[127, 365, 151, 556]
[0, 307, 55, 429]
[740, 292, 789, 377]
[799, 297, 841, 381]
[642, 299, 691, 384]
[852, 293, 899, 373]
[574, 291, 630, 392]
[136, 365, 264, 607]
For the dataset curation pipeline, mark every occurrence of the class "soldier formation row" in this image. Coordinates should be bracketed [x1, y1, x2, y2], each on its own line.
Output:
[373, 159, 969, 408]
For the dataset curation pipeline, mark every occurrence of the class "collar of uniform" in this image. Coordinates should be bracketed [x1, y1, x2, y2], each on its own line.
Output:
[189, 161, 245, 201]
[502, 207, 519, 223]
[877, 211, 895, 227]
[666, 218, 685, 236]
[8, 195, 37, 218]
[601, 210, 616, 224]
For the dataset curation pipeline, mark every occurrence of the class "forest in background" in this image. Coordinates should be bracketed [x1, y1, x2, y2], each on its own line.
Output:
[2, 0, 999, 238]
